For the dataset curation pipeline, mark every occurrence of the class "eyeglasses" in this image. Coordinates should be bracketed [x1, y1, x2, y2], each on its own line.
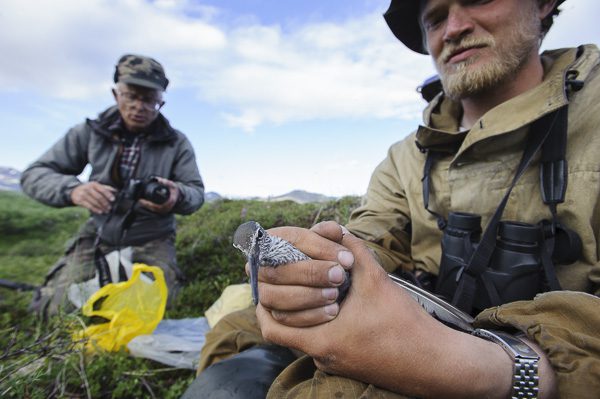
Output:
[117, 90, 164, 111]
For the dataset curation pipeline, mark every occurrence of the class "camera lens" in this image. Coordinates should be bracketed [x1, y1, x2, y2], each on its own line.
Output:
[143, 181, 169, 204]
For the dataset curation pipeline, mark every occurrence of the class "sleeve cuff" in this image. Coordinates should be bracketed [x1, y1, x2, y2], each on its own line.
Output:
[473, 291, 600, 399]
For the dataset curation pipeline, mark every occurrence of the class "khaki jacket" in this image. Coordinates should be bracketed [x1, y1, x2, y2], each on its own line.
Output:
[347, 45, 600, 397]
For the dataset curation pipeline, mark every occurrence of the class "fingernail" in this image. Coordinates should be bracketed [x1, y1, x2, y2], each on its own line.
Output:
[328, 265, 344, 284]
[322, 288, 338, 301]
[324, 303, 339, 316]
[337, 251, 354, 268]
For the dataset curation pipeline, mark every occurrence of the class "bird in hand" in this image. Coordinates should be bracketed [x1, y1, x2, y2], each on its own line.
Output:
[233, 220, 351, 305]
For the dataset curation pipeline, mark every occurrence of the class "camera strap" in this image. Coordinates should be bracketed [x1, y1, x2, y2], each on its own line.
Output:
[93, 191, 139, 287]
[92, 234, 113, 287]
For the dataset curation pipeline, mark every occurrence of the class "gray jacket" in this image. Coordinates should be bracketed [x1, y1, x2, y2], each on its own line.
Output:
[21, 106, 204, 246]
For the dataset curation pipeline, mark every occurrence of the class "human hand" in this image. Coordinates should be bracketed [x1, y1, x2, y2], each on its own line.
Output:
[138, 176, 180, 214]
[256, 226, 522, 398]
[251, 221, 353, 327]
[70, 181, 117, 214]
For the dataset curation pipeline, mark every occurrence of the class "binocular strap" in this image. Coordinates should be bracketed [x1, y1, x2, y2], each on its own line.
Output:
[452, 106, 568, 313]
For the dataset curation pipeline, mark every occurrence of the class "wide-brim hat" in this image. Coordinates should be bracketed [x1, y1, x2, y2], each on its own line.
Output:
[383, 0, 567, 54]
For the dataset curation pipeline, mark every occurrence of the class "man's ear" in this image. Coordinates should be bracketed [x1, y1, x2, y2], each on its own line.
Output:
[111, 87, 118, 101]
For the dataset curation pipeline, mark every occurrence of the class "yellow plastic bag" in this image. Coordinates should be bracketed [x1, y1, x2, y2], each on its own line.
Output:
[205, 283, 253, 328]
[73, 263, 167, 353]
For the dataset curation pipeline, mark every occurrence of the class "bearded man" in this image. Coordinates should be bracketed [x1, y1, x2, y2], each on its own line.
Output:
[186, 1, 600, 398]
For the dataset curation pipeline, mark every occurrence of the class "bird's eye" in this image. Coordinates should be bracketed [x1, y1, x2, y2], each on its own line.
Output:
[257, 230, 264, 239]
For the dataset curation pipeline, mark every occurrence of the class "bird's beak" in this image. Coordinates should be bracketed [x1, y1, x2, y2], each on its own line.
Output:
[249, 254, 259, 305]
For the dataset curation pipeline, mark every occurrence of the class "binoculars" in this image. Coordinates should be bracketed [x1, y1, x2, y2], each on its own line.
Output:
[435, 211, 581, 312]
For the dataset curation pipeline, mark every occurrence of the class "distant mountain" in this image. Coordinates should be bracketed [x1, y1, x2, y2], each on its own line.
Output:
[0, 171, 333, 204]
[205, 191, 222, 202]
[0, 167, 21, 191]
[267, 190, 335, 204]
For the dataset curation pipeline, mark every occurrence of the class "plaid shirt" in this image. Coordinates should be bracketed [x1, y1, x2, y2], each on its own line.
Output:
[118, 135, 142, 181]
[108, 117, 144, 182]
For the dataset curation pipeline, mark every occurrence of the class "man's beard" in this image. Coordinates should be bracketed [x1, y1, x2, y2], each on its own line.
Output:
[434, 8, 541, 100]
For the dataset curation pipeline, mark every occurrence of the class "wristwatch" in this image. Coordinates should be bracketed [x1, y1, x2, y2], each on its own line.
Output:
[472, 328, 540, 399]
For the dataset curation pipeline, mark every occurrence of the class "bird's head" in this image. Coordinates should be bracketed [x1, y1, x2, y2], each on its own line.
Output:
[233, 220, 266, 258]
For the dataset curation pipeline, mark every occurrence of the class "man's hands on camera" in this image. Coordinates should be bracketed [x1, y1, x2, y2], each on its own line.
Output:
[70, 182, 116, 214]
[138, 176, 180, 214]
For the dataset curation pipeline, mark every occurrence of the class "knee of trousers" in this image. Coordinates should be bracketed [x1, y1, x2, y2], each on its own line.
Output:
[181, 345, 297, 399]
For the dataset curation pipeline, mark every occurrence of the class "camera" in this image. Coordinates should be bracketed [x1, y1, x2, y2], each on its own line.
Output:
[94, 176, 171, 246]
[124, 176, 170, 204]
[435, 211, 581, 312]
[112, 176, 170, 214]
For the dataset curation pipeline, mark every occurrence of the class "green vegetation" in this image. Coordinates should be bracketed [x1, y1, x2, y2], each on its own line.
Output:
[0, 190, 361, 398]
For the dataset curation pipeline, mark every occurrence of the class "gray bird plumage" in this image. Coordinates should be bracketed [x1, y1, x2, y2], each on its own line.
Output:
[233, 221, 350, 305]
[233, 221, 309, 267]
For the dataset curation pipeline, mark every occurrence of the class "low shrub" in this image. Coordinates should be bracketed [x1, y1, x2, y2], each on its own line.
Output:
[0, 192, 361, 397]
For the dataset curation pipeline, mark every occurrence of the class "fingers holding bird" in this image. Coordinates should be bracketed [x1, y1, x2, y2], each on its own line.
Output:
[235, 221, 353, 327]
[245, 259, 347, 310]
[268, 225, 349, 264]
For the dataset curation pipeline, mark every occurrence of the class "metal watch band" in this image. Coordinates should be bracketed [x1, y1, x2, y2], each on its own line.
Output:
[472, 328, 540, 399]
[513, 356, 539, 398]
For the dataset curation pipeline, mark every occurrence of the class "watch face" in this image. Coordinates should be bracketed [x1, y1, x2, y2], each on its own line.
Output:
[513, 341, 538, 357]
[473, 329, 539, 359]
[495, 332, 539, 358]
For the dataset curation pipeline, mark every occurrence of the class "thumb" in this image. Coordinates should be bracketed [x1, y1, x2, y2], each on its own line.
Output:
[311, 221, 345, 244]
[339, 229, 388, 283]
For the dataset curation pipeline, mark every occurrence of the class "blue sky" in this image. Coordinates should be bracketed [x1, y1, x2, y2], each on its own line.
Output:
[1, 0, 598, 198]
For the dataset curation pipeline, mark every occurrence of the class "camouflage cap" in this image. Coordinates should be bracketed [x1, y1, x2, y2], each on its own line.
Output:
[113, 54, 169, 91]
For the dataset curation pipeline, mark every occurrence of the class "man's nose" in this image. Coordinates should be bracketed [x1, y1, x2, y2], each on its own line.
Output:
[129, 98, 146, 110]
[443, 5, 475, 43]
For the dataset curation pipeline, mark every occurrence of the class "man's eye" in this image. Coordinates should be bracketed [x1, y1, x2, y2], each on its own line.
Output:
[463, 0, 493, 6]
[424, 16, 444, 31]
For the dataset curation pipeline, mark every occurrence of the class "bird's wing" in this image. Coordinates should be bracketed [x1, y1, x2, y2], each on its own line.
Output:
[388, 273, 475, 332]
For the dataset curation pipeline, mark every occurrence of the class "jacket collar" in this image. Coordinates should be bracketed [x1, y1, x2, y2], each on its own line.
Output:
[416, 45, 600, 155]
[86, 106, 177, 143]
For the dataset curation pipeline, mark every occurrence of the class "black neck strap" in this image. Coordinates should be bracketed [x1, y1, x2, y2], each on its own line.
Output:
[422, 105, 568, 230]
[93, 194, 139, 287]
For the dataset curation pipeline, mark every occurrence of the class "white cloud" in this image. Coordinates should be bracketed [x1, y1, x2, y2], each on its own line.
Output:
[0, 0, 433, 130]
[543, 0, 600, 50]
[199, 12, 434, 131]
[0, 0, 226, 99]
[0, 0, 598, 131]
